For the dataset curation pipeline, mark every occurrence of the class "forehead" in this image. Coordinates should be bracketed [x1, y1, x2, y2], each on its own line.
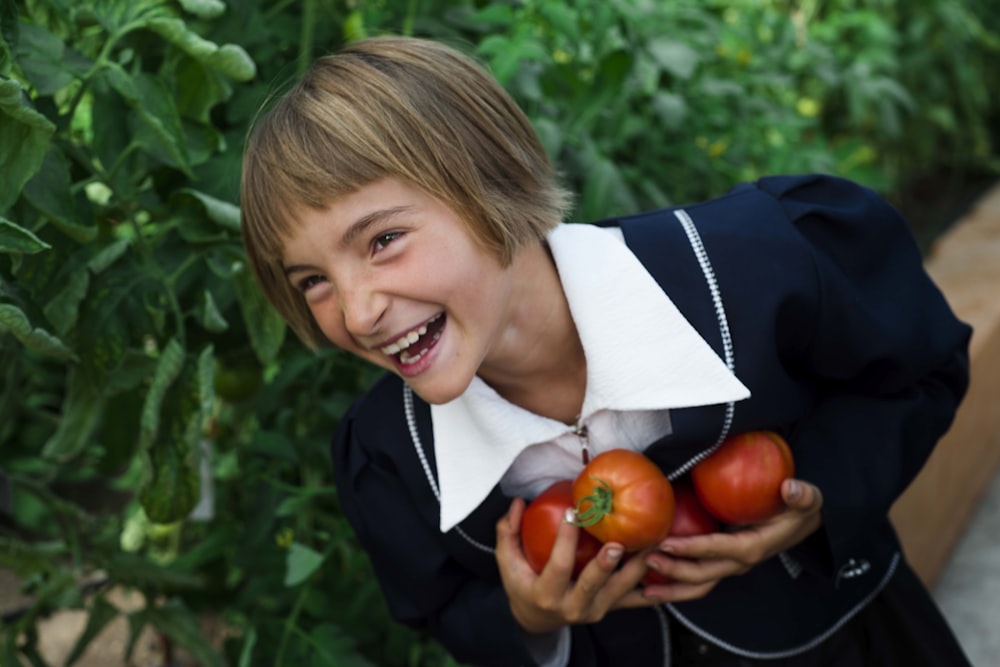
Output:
[278, 178, 445, 258]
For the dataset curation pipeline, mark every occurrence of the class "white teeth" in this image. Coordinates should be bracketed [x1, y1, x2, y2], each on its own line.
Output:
[380, 315, 441, 356]
[399, 331, 442, 364]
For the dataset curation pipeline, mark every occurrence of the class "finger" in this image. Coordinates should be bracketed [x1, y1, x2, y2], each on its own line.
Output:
[495, 498, 530, 575]
[541, 513, 584, 580]
[496, 497, 525, 549]
[641, 578, 718, 604]
[570, 543, 652, 617]
[646, 552, 747, 585]
[657, 530, 736, 560]
[782, 479, 823, 512]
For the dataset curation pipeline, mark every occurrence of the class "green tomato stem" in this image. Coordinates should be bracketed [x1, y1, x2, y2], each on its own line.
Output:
[571, 477, 614, 528]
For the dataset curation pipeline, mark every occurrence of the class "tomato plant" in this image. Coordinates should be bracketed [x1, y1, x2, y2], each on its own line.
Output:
[572, 449, 675, 551]
[691, 430, 795, 525]
[642, 482, 719, 585]
[521, 480, 603, 576]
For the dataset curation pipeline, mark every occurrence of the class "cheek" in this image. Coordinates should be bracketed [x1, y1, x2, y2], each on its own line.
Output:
[307, 300, 349, 347]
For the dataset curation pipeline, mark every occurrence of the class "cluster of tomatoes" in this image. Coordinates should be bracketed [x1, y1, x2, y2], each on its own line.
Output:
[520, 430, 795, 583]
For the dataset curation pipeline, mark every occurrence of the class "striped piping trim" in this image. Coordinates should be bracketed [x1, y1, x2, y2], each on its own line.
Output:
[403, 384, 495, 555]
[665, 209, 736, 480]
[664, 552, 901, 660]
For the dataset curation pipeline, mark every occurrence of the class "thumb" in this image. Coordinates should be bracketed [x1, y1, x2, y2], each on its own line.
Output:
[782, 478, 822, 512]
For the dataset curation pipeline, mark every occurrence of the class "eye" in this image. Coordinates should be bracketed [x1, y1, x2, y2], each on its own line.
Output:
[296, 274, 327, 293]
[373, 231, 402, 252]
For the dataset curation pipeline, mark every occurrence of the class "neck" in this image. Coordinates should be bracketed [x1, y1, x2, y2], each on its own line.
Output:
[476, 241, 586, 424]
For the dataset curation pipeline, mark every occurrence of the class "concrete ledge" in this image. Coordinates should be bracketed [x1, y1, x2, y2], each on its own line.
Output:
[891, 182, 1000, 587]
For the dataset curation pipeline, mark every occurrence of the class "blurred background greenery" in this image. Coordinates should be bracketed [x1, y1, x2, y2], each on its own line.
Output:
[1, 0, 997, 665]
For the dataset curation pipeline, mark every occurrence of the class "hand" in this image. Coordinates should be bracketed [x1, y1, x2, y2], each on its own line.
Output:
[642, 478, 823, 602]
[495, 497, 655, 634]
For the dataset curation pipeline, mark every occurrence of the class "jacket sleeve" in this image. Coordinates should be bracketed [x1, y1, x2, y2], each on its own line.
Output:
[758, 174, 972, 576]
[331, 405, 541, 667]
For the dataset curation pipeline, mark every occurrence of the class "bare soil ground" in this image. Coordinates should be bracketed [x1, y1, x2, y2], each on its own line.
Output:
[2, 568, 173, 667]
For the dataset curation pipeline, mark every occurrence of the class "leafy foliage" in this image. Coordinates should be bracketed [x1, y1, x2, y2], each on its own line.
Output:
[0, 0, 996, 665]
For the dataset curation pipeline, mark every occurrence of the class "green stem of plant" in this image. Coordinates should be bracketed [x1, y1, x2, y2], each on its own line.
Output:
[274, 580, 311, 666]
[297, 0, 317, 78]
[403, 0, 417, 36]
[65, 23, 140, 125]
[166, 252, 205, 286]
[571, 477, 613, 527]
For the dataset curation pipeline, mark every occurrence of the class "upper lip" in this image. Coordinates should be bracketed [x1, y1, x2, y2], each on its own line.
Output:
[374, 313, 442, 354]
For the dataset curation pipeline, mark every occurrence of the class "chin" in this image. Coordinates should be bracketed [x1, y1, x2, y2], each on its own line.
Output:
[406, 375, 475, 406]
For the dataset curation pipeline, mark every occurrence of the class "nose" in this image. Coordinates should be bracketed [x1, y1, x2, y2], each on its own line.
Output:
[338, 275, 387, 338]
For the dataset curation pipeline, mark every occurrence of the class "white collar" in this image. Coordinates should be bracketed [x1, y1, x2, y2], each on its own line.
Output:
[430, 222, 750, 531]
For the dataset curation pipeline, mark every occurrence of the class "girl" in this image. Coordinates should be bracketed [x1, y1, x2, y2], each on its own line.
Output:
[240, 35, 973, 667]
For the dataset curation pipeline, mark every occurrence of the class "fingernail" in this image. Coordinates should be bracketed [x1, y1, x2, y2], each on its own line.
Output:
[606, 546, 622, 562]
[787, 480, 801, 501]
[564, 508, 576, 523]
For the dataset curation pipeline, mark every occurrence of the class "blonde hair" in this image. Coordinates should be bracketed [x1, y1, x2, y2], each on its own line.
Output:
[240, 35, 572, 348]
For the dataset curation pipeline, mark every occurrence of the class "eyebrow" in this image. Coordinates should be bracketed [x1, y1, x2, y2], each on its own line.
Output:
[282, 205, 414, 278]
[341, 205, 414, 247]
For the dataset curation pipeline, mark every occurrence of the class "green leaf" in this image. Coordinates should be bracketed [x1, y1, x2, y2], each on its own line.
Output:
[233, 261, 286, 365]
[89, 0, 173, 34]
[42, 366, 105, 461]
[64, 596, 120, 667]
[171, 188, 240, 243]
[139, 338, 186, 451]
[0, 78, 55, 212]
[148, 16, 217, 58]
[106, 551, 204, 590]
[200, 289, 228, 332]
[285, 542, 326, 586]
[131, 72, 194, 176]
[2, 631, 24, 667]
[179, 0, 226, 19]
[90, 75, 132, 185]
[195, 344, 216, 421]
[0, 536, 66, 573]
[648, 37, 700, 80]
[173, 187, 241, 233]
[77, 301, 131, 385]
[87, 238, 132, 274]
[651, 91, 687, 129]
[306, 623, 378, 667]
[209, 43, 256, 81]
[0, 303, 75, 360]
[0, 0, 19, 74]
[139, 349, 212, 523]
[237, 626, 258, 667]
[15, 22, 91, 95]
[139, 600, 224, 667]
[147, 17, 255, 80]
[22, 150, 98, 243]
[138, 424, 201, 523]
[103, 65, 192, 176]
[0, 217, 51, 254]
[43, 269, 89, 335]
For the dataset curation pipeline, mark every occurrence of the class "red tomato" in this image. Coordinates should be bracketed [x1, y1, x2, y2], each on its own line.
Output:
[642, 482, 719, 585]
[521, 480, 602, 577]
[691, 430, 795, 525]
[572, 449, 675, 552]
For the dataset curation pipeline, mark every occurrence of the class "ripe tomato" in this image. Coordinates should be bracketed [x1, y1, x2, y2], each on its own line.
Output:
[691, 430, 795, 525]
[642, 482, 719, 585]
[521, 480, 602, 577]
[572, 449, 675, 552]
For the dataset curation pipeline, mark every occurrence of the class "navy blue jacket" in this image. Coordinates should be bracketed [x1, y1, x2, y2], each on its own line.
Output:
[331, 174, 972, 666]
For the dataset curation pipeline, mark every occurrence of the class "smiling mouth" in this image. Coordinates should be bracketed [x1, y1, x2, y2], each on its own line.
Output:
[380, 314, 445, 364]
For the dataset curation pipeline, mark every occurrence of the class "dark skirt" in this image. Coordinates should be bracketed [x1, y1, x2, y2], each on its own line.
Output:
[671, 560, 973, 667]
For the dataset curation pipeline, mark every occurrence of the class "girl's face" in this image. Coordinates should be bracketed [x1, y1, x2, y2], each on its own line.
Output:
[281, 178, 517, 404]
